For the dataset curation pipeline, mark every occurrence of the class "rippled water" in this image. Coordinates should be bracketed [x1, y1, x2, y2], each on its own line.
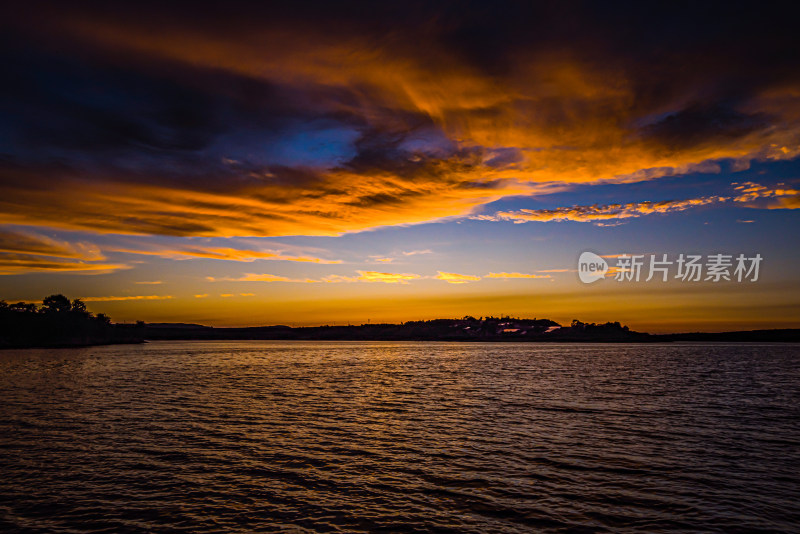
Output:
[1, 341, 799, 533]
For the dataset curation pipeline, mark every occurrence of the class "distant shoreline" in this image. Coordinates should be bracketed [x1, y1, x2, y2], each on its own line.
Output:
[4, 311, 799, 350]
[140, 322, 800, 344]
[0, 340, 146, 350]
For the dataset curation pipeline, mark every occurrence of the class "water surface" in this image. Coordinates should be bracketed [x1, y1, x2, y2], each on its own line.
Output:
[1, 341, 799, 532]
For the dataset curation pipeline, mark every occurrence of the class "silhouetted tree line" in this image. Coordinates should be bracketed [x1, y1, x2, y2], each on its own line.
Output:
[534, 319, 646, 341]
[569, 319, 629, 332]
[144, 315, 649, 342]
[404, 316, 558, 328]
[0, 294, 144, 348]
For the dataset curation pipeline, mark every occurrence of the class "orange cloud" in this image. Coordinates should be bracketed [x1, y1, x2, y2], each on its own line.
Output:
[207, 270, 420, 284]
[347, 271, 421, 284]
[112, 245, 341, 263]
[776, 196, 800, 209]
[435, 271, 481, 284]
[0, 257, 128, 275]
[208, 273, 297, 282]
[208, 270, 559, 285]
[0, 228, 128, 275]
[0, 229, 103, 259]
[732, 181, 800, 208]
[496, 196, 729, 224]
[0, 167, 537, 237]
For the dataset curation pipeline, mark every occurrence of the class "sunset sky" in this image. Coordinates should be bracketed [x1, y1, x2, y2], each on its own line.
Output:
[1, 1, 799, 332]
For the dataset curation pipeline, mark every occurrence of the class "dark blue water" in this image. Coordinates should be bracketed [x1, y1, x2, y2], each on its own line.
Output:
[1, 341, 799, 533]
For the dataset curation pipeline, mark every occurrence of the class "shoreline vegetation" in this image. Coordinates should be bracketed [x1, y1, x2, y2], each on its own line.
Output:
[2, 295, 799, 349]
[0, 295, 144, 349]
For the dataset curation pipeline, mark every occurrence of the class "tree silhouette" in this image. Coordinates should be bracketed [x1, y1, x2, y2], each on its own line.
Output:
[71, 299, 88, 315]
[0, 295, 143, 348]
[9, 302, 37, 313]
[42, 294, 71, 314]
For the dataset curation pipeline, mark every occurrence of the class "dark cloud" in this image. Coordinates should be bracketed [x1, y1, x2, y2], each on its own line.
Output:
[0, 1, 798, 238]
[1, 39, 216, 156]
[640, 104, 769, 151]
